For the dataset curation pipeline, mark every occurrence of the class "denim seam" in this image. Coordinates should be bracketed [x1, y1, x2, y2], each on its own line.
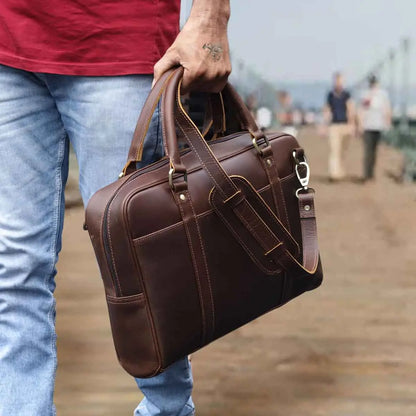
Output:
[184, 402, 195, 413]
[44, 130, 67, 416]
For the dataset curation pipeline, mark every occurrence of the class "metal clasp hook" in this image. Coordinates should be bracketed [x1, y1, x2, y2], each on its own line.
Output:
[295, 161, 310, 189]
[168, 166, 187, 189]
[293, 151, 311, 198]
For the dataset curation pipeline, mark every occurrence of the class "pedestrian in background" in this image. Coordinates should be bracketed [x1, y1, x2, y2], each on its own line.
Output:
[277, 90, 298, 137]
[324, 72, 355, 181]
[358, 74, 392, 182]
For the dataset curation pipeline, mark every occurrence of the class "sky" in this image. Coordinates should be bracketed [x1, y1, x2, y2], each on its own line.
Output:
[181, 0, 416, 85]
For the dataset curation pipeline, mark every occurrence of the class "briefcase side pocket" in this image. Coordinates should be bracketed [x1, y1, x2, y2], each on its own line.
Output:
[106, 293, 161, 378]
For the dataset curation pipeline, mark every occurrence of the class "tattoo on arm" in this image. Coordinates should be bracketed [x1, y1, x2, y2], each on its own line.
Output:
[203, 43, 223, 61]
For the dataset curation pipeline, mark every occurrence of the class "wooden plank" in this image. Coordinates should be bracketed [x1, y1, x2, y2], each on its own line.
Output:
[55, 129, 416, 415]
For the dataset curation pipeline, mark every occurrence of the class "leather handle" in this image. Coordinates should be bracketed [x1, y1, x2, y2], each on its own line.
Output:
[221, 83, 260, 134]
[202, 93, 227, 137]
[123, 67, 179, 175]
[123, 67, 265, 176]
[202, 85, 263, 137]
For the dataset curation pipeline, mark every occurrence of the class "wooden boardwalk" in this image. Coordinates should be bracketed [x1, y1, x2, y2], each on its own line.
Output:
[55, 129, 416, 415]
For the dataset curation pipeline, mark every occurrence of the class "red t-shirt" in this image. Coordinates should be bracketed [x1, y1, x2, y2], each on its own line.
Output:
[0, 0, 180, 75]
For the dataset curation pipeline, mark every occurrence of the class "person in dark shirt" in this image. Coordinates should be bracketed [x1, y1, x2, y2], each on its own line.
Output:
[324, 72, 355, 181]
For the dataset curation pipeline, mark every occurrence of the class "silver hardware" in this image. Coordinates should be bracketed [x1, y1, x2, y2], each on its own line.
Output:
[179, 194, 186, 201]
[304, 204, 311, 211]
[168, 167, 188, 189]
[168, 167, 174, 188]
[252, 135, 270, 155]
[295, 161, 310, 189]
[266, 158, 272, 167]
[293, 151, 311, 198]
[118, 171, 124, 178]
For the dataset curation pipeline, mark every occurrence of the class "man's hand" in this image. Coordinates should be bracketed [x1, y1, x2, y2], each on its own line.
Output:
[153, 0, 231, 93]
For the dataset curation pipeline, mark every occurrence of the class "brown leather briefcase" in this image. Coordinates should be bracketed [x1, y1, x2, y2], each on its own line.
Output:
[85, 67, 323, 378]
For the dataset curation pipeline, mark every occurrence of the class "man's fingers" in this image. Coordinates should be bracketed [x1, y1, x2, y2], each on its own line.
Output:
[152, 51, 178, 87]
[153, 45, 231, 93]
[181, 65, 231, 94]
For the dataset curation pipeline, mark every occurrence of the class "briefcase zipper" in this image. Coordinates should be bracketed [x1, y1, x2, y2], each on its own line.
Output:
[102, 188, 125, 296]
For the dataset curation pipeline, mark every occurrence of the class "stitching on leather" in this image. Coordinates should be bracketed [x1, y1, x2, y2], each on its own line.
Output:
[299, 211, 319, 273]
[107, 195, 124, 295]
[233, 200, 277, 253]
[111, 193, 164, 369]
[142, 296, 162, 373]
[161, 91, 170, 158]
[176, 88, 230, 188]
[129, 246, 163, 371]
[187, 190, 216, 339]
[223, 190, 242, 204]
[213, 198, 280, 275]
[123, 134, 297, 199]
[176, 115, 227, 199]
[263, 159, 281, 218]
[106, 293, 144, 303]
[128, 238, 164, 370]
[209, 188, 281, 275]
[233, 177, 292, 242]
[232, 176, 300, 255]
[264, 242, 284, 256]
[93, 178, 133, 295]
[267, 159, 291, 232]
[262, 157, 291, 232]
[132, 184, 273, 243]
[176, 193, 207, 343]
[135, 71, 175, 161]
[98, 204, 116, 293]
[276, 177, 291, 232]
[175, 102, 237, 198]
[123, 197, 149, 292]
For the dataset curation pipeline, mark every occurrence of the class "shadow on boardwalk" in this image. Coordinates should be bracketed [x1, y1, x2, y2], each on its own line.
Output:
[55, 128, 416, 415]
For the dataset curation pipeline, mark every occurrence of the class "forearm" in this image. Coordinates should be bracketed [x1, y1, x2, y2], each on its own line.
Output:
[153, 0, 231, 92]
[188, 0, 231, 27]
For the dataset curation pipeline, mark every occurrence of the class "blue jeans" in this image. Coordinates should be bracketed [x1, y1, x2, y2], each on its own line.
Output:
[0, 65, 194, 416]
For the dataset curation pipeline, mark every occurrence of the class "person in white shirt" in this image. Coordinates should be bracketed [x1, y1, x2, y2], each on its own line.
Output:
[358, 75, 392, 181]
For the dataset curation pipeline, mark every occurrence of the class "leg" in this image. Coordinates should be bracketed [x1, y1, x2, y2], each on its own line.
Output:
[369, 131, 381, 179]
[340, 124, 352, 177]
[46, 74, 194, 416]
[363, 130, 380, 180]
[0, 65, 68, 415]
[328, 124, 344, 179]
[363, 130, 373, 179]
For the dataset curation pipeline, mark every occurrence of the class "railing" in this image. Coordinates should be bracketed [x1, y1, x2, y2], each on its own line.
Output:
[384, 119, 416, 181]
